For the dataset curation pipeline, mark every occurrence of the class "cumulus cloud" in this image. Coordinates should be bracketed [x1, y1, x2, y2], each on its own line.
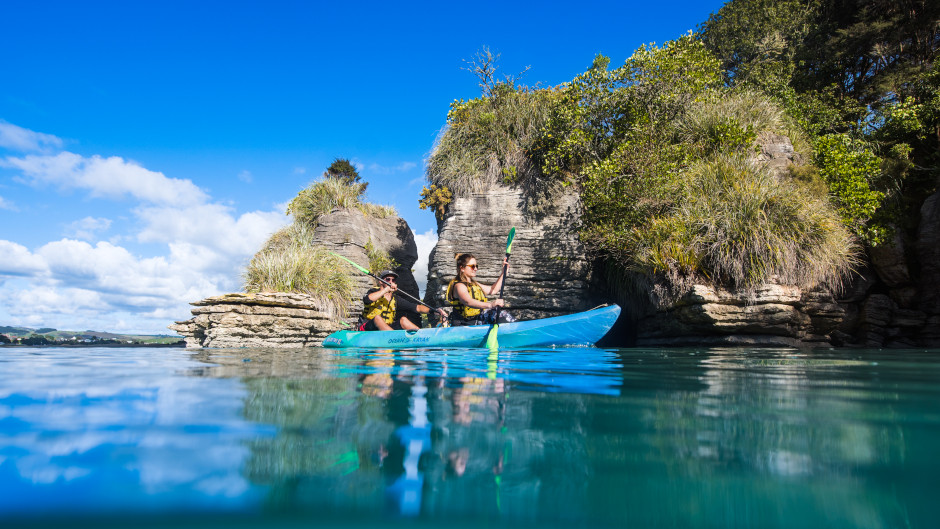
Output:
[0, 121, 293, 333]
[0, 195, 15, 211]
[2, 151, 209, 206]
[0, 120, 64, 152]
[0, 236, 254, 333]
[413, 229, 438, 296]
[66, 216, 112, 241]
[136, 204, 287, 258]
[237, 170, 252, 183]
[0, 240, 49, 277]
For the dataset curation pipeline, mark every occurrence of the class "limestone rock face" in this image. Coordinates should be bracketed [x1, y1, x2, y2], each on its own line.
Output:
[916, 192, 940, 318]
[170, 207, 420, 348]
[312, 208, 420, 323]
[169, 293, 344, 349]
[425, 187, 597, 321]
[636, 284, 844, 347]
[834, 191, 940, 347]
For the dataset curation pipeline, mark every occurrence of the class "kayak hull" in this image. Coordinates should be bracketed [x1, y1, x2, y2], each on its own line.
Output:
[322, 304, 621, 349]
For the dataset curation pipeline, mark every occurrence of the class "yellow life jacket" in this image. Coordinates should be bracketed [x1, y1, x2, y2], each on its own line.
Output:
[362, 292, 397, 325]
[445, 279, 488, 319]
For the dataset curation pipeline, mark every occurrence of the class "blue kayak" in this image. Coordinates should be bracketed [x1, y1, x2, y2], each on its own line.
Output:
[322, 304, 621, 349]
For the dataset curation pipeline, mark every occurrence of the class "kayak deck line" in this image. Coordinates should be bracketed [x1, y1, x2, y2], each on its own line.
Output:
[322, 304, 621, 349]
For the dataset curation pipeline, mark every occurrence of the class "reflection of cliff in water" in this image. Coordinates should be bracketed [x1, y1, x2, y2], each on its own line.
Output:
[200, 348, 617, 522]
[186, 347, 923, 527]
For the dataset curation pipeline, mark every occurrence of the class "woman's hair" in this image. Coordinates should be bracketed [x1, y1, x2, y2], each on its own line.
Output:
[455, 253, 477, 284]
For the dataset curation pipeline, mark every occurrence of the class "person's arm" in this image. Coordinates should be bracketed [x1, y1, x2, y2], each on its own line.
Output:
[364, 285, 395, 304]
[414, 302, 448, 320]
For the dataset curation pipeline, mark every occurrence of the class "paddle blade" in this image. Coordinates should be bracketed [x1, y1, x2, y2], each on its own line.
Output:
[505, 227, 516, 255]
[485, 324, 499, 350]
[329, 251, 372, 276]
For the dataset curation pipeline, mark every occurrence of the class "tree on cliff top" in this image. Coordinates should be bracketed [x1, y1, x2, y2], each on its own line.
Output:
[324, 158, 368, 195]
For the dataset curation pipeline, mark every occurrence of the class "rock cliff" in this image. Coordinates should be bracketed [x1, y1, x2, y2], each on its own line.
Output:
[170, 207, 420, 348]
[832, 191, 940, 347]
[635, 284, 845, 347]
[424, 187, 600, 321]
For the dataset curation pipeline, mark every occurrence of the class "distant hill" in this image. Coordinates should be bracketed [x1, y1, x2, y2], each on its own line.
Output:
[0, 325, 182, 345]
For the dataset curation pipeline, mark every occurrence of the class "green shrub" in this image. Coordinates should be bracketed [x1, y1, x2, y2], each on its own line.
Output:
[679, 155, 856, 290]
[418, 184, 453, 220]
[364, 239, 399, 275]
[587, 155, 857, 294]
[427, 84, 558, 197]
[812, 134, 886, 243]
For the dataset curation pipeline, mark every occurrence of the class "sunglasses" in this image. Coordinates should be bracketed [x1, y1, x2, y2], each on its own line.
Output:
[382, 277, 397, 283]
[465, 264, 478, 270]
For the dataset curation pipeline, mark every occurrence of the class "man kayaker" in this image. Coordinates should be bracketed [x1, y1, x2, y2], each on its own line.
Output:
[445, 253, 515, 326]
[359, 270, 447, 331]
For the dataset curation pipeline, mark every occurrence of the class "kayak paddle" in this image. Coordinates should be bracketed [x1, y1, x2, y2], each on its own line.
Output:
[485, 227, 515, 350]
[328, 251, 444, 313]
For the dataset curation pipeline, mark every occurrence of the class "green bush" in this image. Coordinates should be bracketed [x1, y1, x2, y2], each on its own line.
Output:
[812, 134, 886, 243]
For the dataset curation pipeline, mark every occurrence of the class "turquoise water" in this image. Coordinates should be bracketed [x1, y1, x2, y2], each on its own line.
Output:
[1, 346, 938, 528]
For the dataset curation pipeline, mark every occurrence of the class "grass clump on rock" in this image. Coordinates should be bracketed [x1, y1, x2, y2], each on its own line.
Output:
[243, 159, 395, 318]
[243, 223, 355, 319]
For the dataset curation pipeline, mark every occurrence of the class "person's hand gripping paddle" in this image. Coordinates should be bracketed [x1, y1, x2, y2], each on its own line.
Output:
[485, 227, 515, 350]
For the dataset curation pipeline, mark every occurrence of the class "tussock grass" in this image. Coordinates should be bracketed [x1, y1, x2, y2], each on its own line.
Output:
[243, 223, 355, 320]
[680, 89, 811, 157]
[628, 155, 857, 294]
[286, 178, 395, 227]
[427, 86, 555, 198]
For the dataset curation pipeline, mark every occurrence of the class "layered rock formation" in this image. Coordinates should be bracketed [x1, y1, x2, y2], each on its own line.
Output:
[833, 191, 940, 347]
[170, 207, 420, 348]
[168, 292, 342, 349]
[635, 284, 845, 347]
[424, 187, 599, 321]
[311, 208, 420, 321]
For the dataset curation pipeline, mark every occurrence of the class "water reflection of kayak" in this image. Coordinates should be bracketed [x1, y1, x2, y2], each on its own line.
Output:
[323, 304, 621, 349]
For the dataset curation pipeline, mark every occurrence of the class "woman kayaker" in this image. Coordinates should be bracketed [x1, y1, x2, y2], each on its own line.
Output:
[445, 253, 515, 326]
[359, 270, 446, 331]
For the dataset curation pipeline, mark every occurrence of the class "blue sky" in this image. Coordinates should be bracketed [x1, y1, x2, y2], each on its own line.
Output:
[0, 0, 726, 334]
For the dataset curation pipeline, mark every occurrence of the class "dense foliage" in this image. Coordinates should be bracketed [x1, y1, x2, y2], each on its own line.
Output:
[426, 35, 858, 297]
[699, 0, 939, 242]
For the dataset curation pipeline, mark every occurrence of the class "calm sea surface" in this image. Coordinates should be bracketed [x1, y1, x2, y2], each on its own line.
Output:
[1, 345, 938, 528]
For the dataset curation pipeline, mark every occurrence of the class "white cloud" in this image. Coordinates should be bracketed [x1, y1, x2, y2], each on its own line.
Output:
[3, 151, 209, 206]
[413, 229, 438, 297]
[0, 240, 49, 276]
[293, 167, 306, 175]
[136, 204, 287, 258]
[0, 120, 64, 152]
[237, 170, 252, 183]
[0, 195, 15, 211]
[0, 121, 294, 333]
[66, 216, 112, 241]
